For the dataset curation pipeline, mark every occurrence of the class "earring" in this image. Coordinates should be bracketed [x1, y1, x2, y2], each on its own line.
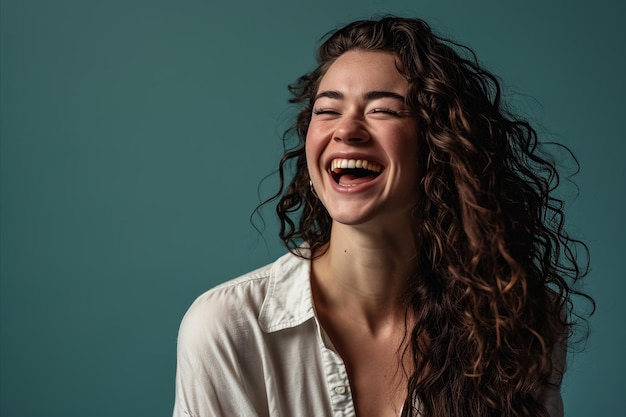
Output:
[309, 180, 318, 198]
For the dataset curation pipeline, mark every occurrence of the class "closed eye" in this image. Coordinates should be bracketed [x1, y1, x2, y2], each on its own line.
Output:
[312, 108, 341, 115]
[369, 108, 410, 116]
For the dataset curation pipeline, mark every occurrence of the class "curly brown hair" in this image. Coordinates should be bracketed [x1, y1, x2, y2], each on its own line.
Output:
[264, 16, 593, 417]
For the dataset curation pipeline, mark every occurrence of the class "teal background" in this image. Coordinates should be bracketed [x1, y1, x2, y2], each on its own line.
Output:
[1, 0, 624, 416]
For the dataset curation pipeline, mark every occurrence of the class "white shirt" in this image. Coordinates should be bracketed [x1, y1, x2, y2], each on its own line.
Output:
[173, 250, 564, 417]
[174, 250, 356, 417]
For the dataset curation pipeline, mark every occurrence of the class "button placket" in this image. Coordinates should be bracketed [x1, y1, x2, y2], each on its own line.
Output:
[321, 347, 355, 416]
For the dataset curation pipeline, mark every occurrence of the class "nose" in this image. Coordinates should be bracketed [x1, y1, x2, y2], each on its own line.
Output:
[332, 115, 370, 144]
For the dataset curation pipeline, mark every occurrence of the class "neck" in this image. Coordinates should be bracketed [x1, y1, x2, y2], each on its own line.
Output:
[311, 221, 417, 334]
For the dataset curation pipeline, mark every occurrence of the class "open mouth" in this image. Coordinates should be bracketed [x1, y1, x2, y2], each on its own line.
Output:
[329, 158, 383, 185]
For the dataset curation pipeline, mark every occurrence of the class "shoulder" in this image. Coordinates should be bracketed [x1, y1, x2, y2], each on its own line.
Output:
[178, 263, 272, 346]
[174, 263, 276, 417]
[176, 249, 314, 371]
[173, 250, 316, 417]
[177, 249, 311, 346]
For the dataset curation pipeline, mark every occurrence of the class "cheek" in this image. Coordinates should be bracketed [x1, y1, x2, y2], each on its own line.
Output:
[304, 127, 324, 166]
[304, 135, 318, 179]
[387, 126, 419, 158]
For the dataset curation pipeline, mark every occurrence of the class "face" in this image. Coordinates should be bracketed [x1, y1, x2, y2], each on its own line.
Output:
[305, 50, 420, 229]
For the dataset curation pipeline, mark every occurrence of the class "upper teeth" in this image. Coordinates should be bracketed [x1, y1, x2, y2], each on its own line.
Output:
[330, 159, 382, 173]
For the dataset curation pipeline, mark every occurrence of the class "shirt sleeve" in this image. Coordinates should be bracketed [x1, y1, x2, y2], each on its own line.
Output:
[172, 287, 265, 417]
[535, 319, 568, 417]
[541, 388, 564, 417]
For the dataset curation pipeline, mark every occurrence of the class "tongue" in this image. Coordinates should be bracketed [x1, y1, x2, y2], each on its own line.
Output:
[338, 173, 376, 185]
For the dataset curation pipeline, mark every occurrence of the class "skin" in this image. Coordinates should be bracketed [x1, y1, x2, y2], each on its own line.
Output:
[306, 50, 420, 417]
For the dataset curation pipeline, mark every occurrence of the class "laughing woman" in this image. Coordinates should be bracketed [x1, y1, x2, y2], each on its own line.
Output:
[173, 17, 592, 417]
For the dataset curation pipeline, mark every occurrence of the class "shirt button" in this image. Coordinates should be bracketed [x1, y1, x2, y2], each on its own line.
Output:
[334, 386, 347, 395]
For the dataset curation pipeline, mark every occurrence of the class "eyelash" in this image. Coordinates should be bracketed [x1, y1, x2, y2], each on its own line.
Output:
[371, 108, 400, 115]
[312, 108, 339, 115]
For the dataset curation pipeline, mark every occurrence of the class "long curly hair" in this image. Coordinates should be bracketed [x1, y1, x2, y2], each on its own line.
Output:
[265, 16, 592, 417]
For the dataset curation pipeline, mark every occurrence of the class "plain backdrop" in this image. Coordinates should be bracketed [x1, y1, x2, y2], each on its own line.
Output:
[1, 0, 624, 416]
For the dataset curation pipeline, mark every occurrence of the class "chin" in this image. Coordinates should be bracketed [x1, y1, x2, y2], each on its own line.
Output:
[326, 208, 376, 227]
[328, 203, 416, 230]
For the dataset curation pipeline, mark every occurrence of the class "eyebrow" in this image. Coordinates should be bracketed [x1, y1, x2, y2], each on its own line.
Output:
[314, 90, 407, 104]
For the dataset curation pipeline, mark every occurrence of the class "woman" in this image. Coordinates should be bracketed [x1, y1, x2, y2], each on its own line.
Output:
[173, 17, 591, 417]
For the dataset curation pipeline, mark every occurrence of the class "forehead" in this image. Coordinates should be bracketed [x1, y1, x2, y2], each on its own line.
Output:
[317, 50, 408, 93]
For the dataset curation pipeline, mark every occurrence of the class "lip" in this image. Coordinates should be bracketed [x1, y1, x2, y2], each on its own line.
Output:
[323, 152, 385, 193]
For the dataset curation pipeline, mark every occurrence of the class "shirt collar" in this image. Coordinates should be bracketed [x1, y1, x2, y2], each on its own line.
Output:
[258, 248, 316, 333]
